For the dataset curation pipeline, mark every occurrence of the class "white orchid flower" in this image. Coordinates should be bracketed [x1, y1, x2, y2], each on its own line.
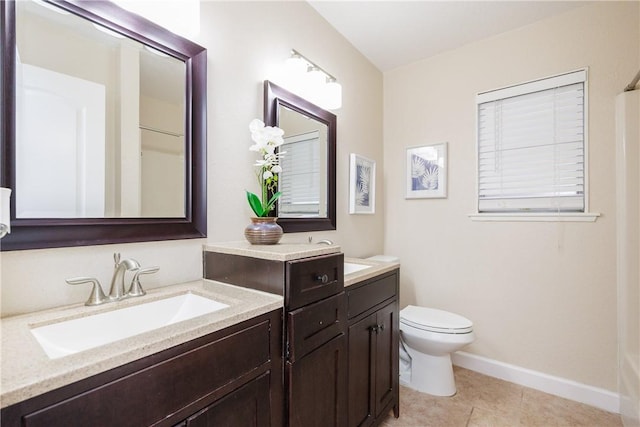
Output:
[247, 118, 285, 217]
[249, 119, 265, 133]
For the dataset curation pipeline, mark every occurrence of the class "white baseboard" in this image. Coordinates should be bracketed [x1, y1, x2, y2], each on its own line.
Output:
[451, 351, 620, 414]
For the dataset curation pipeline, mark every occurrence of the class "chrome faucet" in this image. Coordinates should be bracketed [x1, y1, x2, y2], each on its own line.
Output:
[108, 253, 140, 301]
[67, 253, 159, 306]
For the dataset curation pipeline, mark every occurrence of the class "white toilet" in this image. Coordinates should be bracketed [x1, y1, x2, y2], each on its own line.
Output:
[399, 305, 475, 397]
[365, 255, 475, 397]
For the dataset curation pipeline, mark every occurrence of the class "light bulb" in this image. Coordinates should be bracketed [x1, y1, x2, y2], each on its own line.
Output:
[325, 79, 342, 110]
[307, 66, 326, 86]
[285, 53, 307, 76]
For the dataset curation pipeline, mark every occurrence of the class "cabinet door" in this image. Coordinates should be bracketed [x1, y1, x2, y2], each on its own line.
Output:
[184, 373, 271, 427]
[374, 302, 398, 418]
[287, 334, 347, 427]
[347, 314, 376, 427]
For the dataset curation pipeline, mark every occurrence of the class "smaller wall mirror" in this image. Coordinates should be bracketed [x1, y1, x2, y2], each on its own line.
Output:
[264, 81, 336, 233]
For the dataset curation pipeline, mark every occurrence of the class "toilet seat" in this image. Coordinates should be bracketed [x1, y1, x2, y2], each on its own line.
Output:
[400, 305, 473, 334]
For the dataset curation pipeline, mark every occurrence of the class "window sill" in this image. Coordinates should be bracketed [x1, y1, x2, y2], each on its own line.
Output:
[468, 213, 600, 222]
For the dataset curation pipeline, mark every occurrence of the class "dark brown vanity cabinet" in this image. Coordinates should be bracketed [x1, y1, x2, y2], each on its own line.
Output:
[205, 251, 347, 427]
[346, 270, 400, 427]
[1, 310, 283, 427]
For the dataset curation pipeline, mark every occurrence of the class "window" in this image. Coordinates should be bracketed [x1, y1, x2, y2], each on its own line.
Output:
[475, 70, 594, 219]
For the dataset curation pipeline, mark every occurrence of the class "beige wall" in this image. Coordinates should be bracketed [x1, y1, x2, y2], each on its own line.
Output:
[383, 2, 639, 392]
[1, 1, 384, 316]
[3, 0, 635, 401]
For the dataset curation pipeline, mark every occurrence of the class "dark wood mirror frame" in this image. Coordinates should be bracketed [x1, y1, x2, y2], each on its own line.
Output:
[0, 0, 207, 251]
[264, 80, 336, 233]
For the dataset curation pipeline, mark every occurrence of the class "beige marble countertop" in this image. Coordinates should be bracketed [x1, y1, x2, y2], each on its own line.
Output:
[344, 257, 400, 287]
[203, 241, 341, 261]
[0, 280, 283, 409]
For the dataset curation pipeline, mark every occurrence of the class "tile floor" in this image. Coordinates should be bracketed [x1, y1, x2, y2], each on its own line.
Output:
[380, 366, 622, 427]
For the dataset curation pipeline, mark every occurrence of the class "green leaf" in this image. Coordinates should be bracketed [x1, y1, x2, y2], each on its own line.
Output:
[246, 191, 265, 217]
[264, 191, 282, 214]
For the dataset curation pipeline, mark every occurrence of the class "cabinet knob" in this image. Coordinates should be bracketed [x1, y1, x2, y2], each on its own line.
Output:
[369, 324, 385, 334]
[315, 274, 329, 284]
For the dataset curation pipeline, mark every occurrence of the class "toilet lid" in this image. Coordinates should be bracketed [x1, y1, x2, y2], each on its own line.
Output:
[400, 305, 473, 334]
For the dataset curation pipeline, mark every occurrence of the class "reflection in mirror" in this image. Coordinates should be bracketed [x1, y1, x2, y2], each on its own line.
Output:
[1, 0, 207, 250]
[264, 81, 336, 233]
[16, 0, 185, 218]
[278, 106, 327, 218]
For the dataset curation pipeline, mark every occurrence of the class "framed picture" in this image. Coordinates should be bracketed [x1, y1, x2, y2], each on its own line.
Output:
[349, 154, 376, 214]
[406, 143, 448, 199]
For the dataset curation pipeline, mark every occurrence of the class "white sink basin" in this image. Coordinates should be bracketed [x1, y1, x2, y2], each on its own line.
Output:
[31, 293, 229, 359]
[344, 262, 371, 275]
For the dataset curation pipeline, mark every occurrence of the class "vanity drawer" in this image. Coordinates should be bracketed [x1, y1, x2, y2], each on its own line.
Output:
[347, 271, 398, 319]
[287, 292, 346, 362]
[286, 253, 344, 310]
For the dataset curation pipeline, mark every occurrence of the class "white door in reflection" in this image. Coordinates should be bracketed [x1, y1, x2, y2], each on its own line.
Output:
[16, 62, 105, 218]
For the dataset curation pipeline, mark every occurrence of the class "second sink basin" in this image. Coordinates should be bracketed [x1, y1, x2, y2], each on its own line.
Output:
[31, 293, 229, 359]
[344, 262, 371, 275]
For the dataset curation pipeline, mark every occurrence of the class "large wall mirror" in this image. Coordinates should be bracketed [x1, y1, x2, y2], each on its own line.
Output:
[1, 0, 207, 250]
[264, 81, 336, 232]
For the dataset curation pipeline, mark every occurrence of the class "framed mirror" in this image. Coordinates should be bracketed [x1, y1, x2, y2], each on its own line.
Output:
[264, 81, 336, 233]
[1, 0, 207, 250]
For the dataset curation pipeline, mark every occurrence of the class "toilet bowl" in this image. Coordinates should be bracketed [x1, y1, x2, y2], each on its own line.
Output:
[400, 305, 475, 397]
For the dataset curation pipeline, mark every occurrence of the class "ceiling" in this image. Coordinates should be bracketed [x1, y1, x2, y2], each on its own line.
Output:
[308, 1, 595, 72]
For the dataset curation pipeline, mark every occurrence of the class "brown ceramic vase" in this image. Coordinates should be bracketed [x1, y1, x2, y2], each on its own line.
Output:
[244, 217, 283, 245]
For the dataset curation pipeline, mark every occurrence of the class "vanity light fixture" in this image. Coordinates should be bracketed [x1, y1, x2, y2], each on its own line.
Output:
[284, 49, 342, 110]
[285, 52, 308, 75]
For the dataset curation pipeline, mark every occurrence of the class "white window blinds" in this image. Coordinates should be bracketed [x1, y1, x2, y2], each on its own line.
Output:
[278, 131, 321, 216]
[476, 70, 587, 213]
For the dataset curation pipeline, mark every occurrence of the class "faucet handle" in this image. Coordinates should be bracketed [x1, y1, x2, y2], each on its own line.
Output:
[67, 277, 108, 306]
[127, 266, 159, 297]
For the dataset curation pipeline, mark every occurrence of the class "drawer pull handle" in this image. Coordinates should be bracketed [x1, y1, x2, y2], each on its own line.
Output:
[315, 274, 330, 284]
[379, 323, 385, 332]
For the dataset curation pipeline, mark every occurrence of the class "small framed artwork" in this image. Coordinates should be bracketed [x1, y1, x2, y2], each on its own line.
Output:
[406, 143, 448, 199]
[349, 154, 376, 214]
